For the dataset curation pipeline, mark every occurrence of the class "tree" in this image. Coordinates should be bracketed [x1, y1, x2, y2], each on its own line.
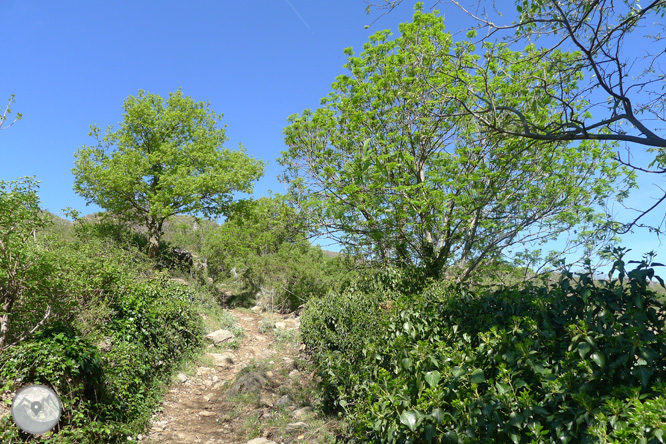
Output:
[73, 89, 265, 257]
[365, 0, 666, 232]
[280, 8, 627, 281]
[202, 195, 308, 277]
[0, 178, 53, 349]
[202, 196, 337, 310]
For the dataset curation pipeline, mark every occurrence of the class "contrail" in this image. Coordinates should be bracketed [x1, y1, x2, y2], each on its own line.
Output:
[285, 0, 313, 32]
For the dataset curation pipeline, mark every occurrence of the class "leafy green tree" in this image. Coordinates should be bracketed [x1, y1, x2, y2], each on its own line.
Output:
[202, 195, 308, 277]
[366, 0, 666, 232]
[280, 8, 628, 281]
[0, 177, 53, 349]
[202, 196, 345, 309]
[73, 89, 265, 257]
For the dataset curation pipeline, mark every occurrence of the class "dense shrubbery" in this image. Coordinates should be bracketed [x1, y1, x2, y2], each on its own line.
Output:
[0, 195, 205, 442]
[203, 196, 351, 310]
[0, 274, 204, 442]
[301, 260, 666, 443]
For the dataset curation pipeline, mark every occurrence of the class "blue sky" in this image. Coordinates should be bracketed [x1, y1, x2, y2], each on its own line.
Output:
[1, 0, 664, 266]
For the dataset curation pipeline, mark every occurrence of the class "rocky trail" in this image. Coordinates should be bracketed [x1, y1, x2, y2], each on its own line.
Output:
[139, 309, 335, 444]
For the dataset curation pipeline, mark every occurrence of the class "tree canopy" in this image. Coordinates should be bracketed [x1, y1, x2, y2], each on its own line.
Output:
[366, 0, 666, 232]
[280, 9, 628, 281]
[73, 89, 265, 257]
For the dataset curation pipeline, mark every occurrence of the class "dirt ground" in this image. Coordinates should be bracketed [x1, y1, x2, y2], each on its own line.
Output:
[140, 309, 332, 444]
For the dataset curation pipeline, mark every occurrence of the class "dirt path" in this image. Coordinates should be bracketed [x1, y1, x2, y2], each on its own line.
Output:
[140, 310, 323, 444]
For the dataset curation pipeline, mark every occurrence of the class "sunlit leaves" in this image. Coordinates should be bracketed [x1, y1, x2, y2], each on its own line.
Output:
[73, 89, 265, 256]
[281, 8, 624, 281]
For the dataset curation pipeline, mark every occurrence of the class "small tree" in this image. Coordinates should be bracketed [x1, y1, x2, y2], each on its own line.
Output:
[280, 9, 628, 281]
[73, 89, 265, 257]
[202, 195, 308, 277]
[0, 178, 53, 349]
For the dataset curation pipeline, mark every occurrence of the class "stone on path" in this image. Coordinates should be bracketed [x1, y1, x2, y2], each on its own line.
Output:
[245, 438, 276, 444]
[207, 352, 235, 366]
[293, 406, 314, 420]
[285, 422, 307, 432]
[176, 373, 188, 383]
[275, 394, 291, 408]
[282, 357, 295, 371]
[227, 371, 269, 396]
[205, 329, 234, 344]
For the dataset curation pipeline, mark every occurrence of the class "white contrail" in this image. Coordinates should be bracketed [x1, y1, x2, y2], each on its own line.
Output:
[285, 0, 313, 32]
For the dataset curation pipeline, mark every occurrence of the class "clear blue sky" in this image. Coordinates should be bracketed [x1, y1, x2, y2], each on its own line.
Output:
[1, 0, 663, 267]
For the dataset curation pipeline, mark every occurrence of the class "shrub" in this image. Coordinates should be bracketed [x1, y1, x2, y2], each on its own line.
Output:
[0, 273, 204, 442]
[303, 259, 666, 443]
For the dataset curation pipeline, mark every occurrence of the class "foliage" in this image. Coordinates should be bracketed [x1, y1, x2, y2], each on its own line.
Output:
[72, 89, 265, 257]
[203, 196, 306, 277]
[203, 196, 350, 310]
[280, 8, 627, 281]
[302, 257, 666, 442]
[0, 202, 204, 442]
[0, 177, 57, 349]
[0, 275, 204, 443]
[367, 0, 665, 233]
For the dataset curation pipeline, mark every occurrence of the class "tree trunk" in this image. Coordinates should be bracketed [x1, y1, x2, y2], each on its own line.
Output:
[0, 298, 12, 349]
[147, 219, 163, 258]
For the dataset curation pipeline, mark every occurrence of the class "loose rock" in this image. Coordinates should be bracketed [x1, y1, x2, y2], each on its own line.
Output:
[245, 438, 276, 444]
[205, 329, 234, 344]
[275, 394, 291, 408]
[227, 371, 269, 396]
[207, 352, 235, 367]
[285, 422, 307, 432]
[293, 406, 314, 420]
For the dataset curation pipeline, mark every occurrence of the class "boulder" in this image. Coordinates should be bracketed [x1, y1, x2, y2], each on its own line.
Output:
[293, 406, 314, 420]
[285, 422, 307, 432]
[275, 394, 291, 408]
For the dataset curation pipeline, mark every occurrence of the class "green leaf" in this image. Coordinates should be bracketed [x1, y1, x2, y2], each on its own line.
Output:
[431, 408, 445, 423]
[400, 410, 418, 432]
[452, 366, 465, 378]
[590, 352, 606, 368]
[577, 342, 592, 358]
[470, 368, 486, 384]
[424, 370, 441, 387]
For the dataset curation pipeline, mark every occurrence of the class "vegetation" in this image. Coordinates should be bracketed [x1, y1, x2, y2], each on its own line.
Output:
[0, 95, 21, 130]
[203, 195, 352, 310]
[365, 0, 666, 232]
[2, 2, 665, 442]
[280, 8, 629, 281]
[0, 205, 206, 442]
[72, 89, 265, 257]
[301, 255, 666, 442]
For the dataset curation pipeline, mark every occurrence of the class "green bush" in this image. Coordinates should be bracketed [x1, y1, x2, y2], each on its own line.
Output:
[303, 260, 666, 443]
[0, 273, 204, 442]
[203, 195, 353, 310]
